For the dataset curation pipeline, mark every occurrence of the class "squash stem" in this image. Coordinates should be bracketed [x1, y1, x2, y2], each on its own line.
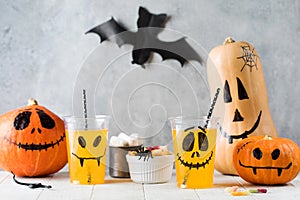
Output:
[27, 98, 38, 106]
[223, 37, 235, 45]
[263, 135, 273, 140]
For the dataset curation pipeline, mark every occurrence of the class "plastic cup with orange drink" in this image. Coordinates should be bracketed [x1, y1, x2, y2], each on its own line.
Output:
[64, 115, 110, 184]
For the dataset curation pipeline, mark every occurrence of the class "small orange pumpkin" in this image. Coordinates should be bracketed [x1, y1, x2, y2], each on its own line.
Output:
[233, 135, 300, 185]
[207, 37, 278, 175]
[0, 98, 67, 177]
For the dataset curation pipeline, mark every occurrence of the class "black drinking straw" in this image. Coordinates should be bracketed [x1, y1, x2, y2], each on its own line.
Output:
[82, 89, 88, 129]
[204, 88, 220, 129]
[181, 87, 220, 188]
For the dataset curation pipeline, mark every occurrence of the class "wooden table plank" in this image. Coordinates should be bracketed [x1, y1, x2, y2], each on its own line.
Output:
[36, 172, 145, 200]
[212, 172, 299, 200]
[194, 172, 241, 200]
[0, 172, 9, 183]
[0, 170, 299, 200]
[37, 172, 94, 200]
[0, 172, 50, 200]
[143, 172, 200, 200]
[91, 178, 145, 200]
[241, 181, 299, 200]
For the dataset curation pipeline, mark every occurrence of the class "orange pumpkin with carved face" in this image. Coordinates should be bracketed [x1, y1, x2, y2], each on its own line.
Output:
[233, 135, 300, 185]
[0, 98, 67, 177]
[207, 38, 278, 175]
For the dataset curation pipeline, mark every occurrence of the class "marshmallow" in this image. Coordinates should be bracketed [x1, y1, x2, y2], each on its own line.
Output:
[109, 136, 128, 146]
[109, 132, 143, 147]
[118, 132, 131, 143]
[129, 133, 143, 146]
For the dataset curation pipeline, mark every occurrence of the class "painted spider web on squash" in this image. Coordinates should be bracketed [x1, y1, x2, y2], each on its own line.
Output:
[237, 44, 258, 72]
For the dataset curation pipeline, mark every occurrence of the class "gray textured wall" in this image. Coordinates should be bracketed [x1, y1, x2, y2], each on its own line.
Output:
[0, 0, 299, 146]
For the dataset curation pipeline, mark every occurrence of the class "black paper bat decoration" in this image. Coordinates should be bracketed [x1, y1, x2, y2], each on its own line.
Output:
[86, 6, 203, 68]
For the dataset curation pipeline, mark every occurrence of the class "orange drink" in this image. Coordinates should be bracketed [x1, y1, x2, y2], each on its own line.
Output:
[170, 117, 219, 188]
[64, 116, 110, 184]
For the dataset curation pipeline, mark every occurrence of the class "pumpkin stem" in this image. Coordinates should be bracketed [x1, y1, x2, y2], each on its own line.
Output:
[223, 37, 235, 45]
[27, 98, 38, 106]
[263, 135, 273, 140]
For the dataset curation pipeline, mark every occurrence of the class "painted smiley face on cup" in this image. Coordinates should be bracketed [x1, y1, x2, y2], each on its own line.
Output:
[176, 126, 217, 170]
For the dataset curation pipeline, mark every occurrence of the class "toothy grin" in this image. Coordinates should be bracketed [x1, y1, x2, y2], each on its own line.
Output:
[239, 160, 292, 176]
[72, 153, 105, 167]
[177, 151, 213, 170]
[221, 111, 262, 144]
[4, 133, 66, 151]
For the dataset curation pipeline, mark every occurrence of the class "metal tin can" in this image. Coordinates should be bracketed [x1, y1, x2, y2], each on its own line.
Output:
[109, 145, 141, 178]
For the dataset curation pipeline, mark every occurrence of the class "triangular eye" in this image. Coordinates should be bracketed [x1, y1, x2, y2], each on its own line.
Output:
[36, 109, 55, 129]
[237, 78, 249, 100]
[182, 132, 195, 152]
[14, 111, 32, 130]
[224, 80, 232, 103]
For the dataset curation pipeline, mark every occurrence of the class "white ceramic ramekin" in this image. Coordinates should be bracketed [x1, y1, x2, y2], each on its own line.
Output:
[126, 154, 174, 184]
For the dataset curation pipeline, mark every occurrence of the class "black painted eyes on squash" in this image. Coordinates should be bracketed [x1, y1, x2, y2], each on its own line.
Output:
[14, 111, 31, 130]
[237, 77, 249, 100]
[253, 148, 263, 160]
[253, 148, 281, 160]
[224, 80, 232, 103]
[78, 136, 102, 148]
[13, 109, 55, 131]
[223, 78, 249, 103]
[36, 109, 55, 129]
[271, 149, 280, 160]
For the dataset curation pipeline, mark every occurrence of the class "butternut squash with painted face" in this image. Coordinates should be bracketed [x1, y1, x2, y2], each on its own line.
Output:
[207, 37, 278, 175]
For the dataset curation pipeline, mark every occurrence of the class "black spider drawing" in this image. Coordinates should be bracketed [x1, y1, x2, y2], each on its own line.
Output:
[237, 44, 258, 72]
[135, 146, 153, 161]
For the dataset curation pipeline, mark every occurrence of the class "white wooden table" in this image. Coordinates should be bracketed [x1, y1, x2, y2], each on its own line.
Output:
[0, 170, 299, 200]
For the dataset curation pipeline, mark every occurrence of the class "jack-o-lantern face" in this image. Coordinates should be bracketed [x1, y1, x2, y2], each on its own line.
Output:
[220, 43, 263, 144]
[221, 76, 262, 144]
[66, 129, 107, 184]
[4, 108, 65, 151]
[177, 126, 215, 169]
[238, 147, 291, 176]
[0, 99, 67, 177]
[71, 132, 105, 167]
[207, 38, 278, 175]
[233, 136, 300, 185]
[67, 129, 107, 167]
[173, 126, 217, 188]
